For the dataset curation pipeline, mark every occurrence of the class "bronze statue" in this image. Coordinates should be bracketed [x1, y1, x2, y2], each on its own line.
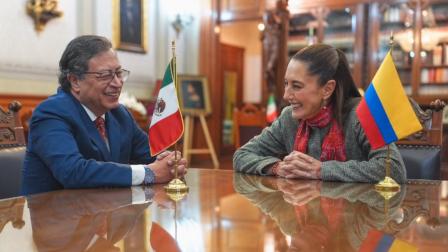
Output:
[26, 0, 63, 32]
[262, 9, 282, 93]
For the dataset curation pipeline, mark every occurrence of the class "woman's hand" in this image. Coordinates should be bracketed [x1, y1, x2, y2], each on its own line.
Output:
[280, 151, 322, 179]
[277, 179, 321, 206]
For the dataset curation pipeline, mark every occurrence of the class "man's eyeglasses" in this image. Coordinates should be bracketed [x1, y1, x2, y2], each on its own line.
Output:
[83, 69, 130, 82]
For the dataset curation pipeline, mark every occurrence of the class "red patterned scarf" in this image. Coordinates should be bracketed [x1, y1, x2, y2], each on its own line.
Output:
[293, 105, 346, 161]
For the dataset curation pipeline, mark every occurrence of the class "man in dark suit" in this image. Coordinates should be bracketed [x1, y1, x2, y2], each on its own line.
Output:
[21, 35, 187, 195]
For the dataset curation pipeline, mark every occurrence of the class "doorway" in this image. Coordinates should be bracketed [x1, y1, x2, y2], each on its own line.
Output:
[220, 43, 244, 155]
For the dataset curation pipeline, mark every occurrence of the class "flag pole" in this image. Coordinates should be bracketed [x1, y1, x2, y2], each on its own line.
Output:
[165, 40, 189, 198]
[171, 40, 179, 180]
[375, 32, 400, 194]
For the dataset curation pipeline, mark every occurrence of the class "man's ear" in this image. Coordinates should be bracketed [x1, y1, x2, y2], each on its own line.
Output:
[323, 80, 336, 100]
[67, 74, 80, 93]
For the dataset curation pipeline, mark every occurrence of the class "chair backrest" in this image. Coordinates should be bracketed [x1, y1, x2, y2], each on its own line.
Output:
[396, 99, 446, 180]
[0, 101, 26, 199]
[233, 103, 267, 148]
[0, 146, 26, 199]
[0, 101, 26, 148]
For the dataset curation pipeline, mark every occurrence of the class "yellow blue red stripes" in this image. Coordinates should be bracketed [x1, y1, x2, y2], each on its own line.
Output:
[359, 230, 418, 252]
[357, 99, 385, 148]
[364, 83, 398, 144]
[356, 51, 422, 150]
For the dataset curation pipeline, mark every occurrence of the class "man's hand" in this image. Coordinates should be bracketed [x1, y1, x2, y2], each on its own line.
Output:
[148, 151, 188, 183]
[156, 151, 171, 161]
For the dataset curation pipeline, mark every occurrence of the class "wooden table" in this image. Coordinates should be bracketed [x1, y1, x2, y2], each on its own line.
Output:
[0, 169, 447, 251]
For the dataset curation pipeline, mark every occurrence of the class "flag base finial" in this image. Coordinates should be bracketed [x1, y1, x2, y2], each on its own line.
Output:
[164, 178, 189, 201]
[375, 176, 400, 196]
[375, 146, 400, 196]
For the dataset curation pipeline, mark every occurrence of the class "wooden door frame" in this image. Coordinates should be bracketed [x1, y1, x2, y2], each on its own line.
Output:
[220, 43, 245, 154]
[199, 0, 222, 158]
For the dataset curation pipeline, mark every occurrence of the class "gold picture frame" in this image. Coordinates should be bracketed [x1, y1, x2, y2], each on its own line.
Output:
[113, 0, 147, 53]
[178, 75, 212, 115]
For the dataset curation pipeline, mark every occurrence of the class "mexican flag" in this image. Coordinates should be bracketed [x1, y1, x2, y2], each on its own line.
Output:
[148, 59, 184, 156]
[266, 93, 277, 123]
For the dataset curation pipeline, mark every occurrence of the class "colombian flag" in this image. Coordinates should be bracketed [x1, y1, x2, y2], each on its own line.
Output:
[358, 230, 417, 252]
[356, 51, 422, 149]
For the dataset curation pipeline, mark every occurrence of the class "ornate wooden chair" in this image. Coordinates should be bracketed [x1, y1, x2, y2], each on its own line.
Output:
[0, 197, 26, 232]
[0, 101, 26, 199]
[233, 103, 267, 148]
[0, 101, 26, 147]
[396, 99, 446, 180]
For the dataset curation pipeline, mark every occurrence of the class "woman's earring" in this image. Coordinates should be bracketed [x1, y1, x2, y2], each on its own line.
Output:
[321, 99, 327, 110]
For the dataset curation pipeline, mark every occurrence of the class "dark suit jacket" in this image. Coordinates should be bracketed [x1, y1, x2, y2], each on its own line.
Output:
[27, 188, 150, 252]
[22, 88, 154, 195]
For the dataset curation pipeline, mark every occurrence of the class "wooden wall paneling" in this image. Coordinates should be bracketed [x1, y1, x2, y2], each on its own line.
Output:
[367, 2, 387, 86]
[352, 4, 366, 88]
[220, 43, 245, 154]
[220, 43, 244, 108]
[220, 0, 265, 22]
[412, 0, 422, 99]
[198, 0, 222, 162]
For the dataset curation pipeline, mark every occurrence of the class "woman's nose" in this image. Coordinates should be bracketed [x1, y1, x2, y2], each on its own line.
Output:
[283, 86, 290, 100]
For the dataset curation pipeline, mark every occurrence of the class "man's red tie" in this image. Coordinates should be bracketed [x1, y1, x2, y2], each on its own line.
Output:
[95, 117, 108, 142]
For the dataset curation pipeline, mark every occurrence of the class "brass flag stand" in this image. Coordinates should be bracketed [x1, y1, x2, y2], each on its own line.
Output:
[375, 145, 400, 194]
[164, 40, 189, 198]
[375, 33, 400, 195]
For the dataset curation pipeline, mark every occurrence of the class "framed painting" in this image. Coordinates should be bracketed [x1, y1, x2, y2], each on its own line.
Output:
[113, 0, 147, 53]
[178, 75, 212, 115]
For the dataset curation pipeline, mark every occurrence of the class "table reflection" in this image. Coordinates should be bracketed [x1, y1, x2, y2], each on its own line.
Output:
[233, 174, 441, 251]
[28, 188, 151, 252]
[0, 170, 446, 251]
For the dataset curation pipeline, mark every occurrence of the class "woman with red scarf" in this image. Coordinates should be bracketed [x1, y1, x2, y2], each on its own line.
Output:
[233, 44, 406, 183]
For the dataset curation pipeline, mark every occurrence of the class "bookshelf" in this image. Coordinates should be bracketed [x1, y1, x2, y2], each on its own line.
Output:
[369, 0, 448, 105]
[285, 0, 448, 105]
[287, 3, 365, 88]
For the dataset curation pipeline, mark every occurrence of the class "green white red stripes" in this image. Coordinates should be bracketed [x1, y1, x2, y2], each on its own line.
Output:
[148, 59, 184, 155]
[266, 93, 277, 123]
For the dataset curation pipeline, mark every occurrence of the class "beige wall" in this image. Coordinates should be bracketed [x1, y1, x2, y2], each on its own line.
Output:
[0, 0, 200, 100]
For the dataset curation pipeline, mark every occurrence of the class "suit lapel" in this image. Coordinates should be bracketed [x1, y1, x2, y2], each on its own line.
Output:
[68, 92, 111, 161]
[106, 112, 121, 163]
[85, 115, 111, 161]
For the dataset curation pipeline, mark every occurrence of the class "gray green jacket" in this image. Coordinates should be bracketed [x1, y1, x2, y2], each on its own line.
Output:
[233, 98, 407, 183]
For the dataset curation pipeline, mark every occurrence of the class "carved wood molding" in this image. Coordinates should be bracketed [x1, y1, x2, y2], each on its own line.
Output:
[0, 197, 26, 233]
[0, 101, 25, 146]
[385, 181, 441, 234]
[398, 99, 445, 144]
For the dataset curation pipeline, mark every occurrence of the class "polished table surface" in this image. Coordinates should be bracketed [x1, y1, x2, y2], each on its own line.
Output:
[1, 169, 447, 251]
